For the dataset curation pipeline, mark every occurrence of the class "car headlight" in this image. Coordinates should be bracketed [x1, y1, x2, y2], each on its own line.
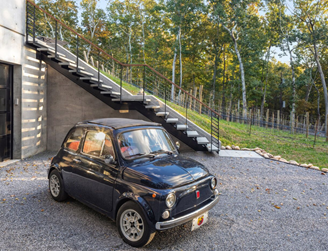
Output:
[211, 177, 217, 190]
[166, 193, 176, 208]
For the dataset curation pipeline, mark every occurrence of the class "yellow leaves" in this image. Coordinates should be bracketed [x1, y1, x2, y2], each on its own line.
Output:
[41, 209, 44, 212]
[2, 199, 6, 202]
[274, 205, 281, 209]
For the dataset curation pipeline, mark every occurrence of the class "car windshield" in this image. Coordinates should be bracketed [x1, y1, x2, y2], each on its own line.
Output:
[118, 128, 175, 159]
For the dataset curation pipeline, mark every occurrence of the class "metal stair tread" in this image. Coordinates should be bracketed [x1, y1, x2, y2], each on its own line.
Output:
[110, 91, 120, 96]
[166, 118, 178, 123]
[197, 137, 210, 144]
[48, 54, 75, 64]
[156, 112, 169, 117]
[79, 77, 103, 83]
[145, 105, 160, 109]
[176, 124, 188, 130]
[112, 98, 151, 102]
[90, 84, 112, 89]
[206, 144, 219, 152]
[69, 69, 93, 77]
[186, 131, 199, 137]
[59, 62, 85, 70]
[37, 47, 65, 57]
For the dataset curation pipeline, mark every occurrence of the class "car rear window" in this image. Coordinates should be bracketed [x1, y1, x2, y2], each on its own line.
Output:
[64, 128, 83, 152]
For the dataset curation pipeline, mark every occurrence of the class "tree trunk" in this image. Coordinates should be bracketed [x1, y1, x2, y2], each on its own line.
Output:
[260, 46, 271, 120]
[178, 25, 182, 104]
[233, 38, 247, 119]
[171, 48, 177, 102]
[222, 45, 226, 113]
[287, 39, 296, 134]
[212, 47, 219, 105]
[313, 42, 328, 137]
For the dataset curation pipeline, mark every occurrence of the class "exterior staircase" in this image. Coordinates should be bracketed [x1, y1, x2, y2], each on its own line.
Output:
[26, 0, 221, 153]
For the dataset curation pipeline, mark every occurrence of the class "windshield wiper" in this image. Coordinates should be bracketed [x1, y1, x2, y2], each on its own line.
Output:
[126, 153, 156, 159]
[150, 150, 173, 155]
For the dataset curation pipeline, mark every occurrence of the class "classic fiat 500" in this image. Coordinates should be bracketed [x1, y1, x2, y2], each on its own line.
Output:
[48, 118, 219, 247]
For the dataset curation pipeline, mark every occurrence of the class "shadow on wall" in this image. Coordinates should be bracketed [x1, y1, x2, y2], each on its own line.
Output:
[21, 48, 47, 158]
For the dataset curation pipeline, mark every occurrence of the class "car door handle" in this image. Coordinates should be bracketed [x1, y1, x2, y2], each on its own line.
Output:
[73, 158, 81, 164]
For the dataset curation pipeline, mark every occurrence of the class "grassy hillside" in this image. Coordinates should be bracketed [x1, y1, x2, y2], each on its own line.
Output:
[102, 71, 328, 169]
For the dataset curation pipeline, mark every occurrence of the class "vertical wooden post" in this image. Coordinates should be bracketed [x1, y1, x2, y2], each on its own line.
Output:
[193, 87, 198, 111]
[257, 109, 260, 126]
[326, 114, 328, 142]
[101, 64, 105, 72]
[199, 85, 203, 115]
[272, 111, 275, 130]
[306, 112, 309, 138]
[266, 109, 269, 128]
[83, 51, 89, 64]
[90, 56, 95, 67]
[277, 110, 280, 130]
[188, 88, 192, 110]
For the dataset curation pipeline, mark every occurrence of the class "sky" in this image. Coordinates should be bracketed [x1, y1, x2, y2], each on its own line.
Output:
[73, 0, 290, 64]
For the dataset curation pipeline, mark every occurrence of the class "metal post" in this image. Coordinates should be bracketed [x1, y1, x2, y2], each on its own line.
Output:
[26, 2, 29, 44]
[143, 66, 145, 103]
[98, 50, 100, 85]
[211, 111, 213, 150]
[76, 35, 79, 69]
[55, 21, 58, 58]
[186, 100, 188, 126]
[120, 65, 123, 103]
[33, 5, 36, 43]
[165, 84, 167, 115]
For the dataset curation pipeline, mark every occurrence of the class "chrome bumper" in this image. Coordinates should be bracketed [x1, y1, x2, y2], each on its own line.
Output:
[155, 195, 219, 230]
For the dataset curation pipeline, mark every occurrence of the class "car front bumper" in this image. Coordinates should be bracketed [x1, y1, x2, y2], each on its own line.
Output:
[155, 194, 219, 230]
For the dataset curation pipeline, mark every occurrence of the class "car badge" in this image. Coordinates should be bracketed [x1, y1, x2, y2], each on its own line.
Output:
[196, 190, 200, 199]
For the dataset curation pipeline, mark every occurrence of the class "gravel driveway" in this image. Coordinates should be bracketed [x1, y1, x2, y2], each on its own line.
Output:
[1, 151, 328, 251]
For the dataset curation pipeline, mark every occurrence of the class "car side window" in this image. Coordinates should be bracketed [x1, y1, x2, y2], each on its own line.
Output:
[63, 127, 83, 152]
[102, 135, 115, 160]
[82, 131, 104, 157]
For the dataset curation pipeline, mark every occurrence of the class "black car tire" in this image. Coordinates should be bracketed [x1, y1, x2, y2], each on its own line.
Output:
[116, 201, 156, 247]
[49, 169, 68, 202]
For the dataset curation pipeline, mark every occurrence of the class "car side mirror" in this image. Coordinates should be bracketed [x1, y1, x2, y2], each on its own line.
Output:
[175, 141, 180, 150]
[104, 154, 115, 164]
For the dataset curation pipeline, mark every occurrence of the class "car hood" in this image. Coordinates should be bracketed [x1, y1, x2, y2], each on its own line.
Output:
[123, 155, 209, 189]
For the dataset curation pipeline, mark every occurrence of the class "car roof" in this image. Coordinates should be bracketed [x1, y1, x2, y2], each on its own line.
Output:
[83, 118, 161, 130]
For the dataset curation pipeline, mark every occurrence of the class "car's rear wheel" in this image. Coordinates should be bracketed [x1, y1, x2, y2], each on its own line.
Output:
[117, 201, 156, 247]
[49, 169, 68, 202]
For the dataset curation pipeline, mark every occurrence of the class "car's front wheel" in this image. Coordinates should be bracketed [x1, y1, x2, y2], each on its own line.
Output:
[49, 169, 68, 202]
[116, 201, 156, 247]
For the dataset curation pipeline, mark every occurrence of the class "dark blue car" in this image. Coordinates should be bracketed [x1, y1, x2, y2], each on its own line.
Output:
[48, 118, 219, 247]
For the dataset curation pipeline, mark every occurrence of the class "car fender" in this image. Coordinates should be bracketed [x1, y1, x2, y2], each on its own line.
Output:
[115, 192, 156, 231]
[48, 163, 61, 179]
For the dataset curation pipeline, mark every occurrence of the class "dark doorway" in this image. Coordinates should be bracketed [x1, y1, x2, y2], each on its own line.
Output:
[0, 63, 12, 162]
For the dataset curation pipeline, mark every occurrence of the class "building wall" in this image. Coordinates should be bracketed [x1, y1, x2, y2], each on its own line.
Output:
[21, 48, 47, 158]
[47, 66, 192, 152]
[47, 66, 150, 151]
[0, 0, 48, 159]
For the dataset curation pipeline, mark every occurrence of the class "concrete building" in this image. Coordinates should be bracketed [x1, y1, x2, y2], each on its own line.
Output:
[0, 0, 151, 163]
[0, 0, 219, 164]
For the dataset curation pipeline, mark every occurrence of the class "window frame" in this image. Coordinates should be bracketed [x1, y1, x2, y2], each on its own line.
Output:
[81, 129, 116, 160]
[62, 127, 84, 153]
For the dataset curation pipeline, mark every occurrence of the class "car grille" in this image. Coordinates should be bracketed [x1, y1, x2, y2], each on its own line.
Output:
[171, 178, 213, 216]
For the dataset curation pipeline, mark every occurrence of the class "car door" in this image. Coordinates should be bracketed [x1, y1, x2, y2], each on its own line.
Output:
[72, 130, 118, 213]
[59, 127, 84, 196]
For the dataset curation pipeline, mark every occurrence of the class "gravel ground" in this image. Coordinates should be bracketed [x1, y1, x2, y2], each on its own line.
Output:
[1, 151, 328, 251]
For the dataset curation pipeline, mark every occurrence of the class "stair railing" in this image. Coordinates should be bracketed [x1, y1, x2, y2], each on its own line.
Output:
[26, 0, 220, 151]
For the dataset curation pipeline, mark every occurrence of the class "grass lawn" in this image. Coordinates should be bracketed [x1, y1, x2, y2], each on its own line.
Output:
[219, 120, 328, 169]
[102, 71, 328, 169]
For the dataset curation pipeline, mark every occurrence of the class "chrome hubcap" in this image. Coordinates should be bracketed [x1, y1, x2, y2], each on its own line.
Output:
[50, 175, 60, 197]
[120, 209, 144, 242]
